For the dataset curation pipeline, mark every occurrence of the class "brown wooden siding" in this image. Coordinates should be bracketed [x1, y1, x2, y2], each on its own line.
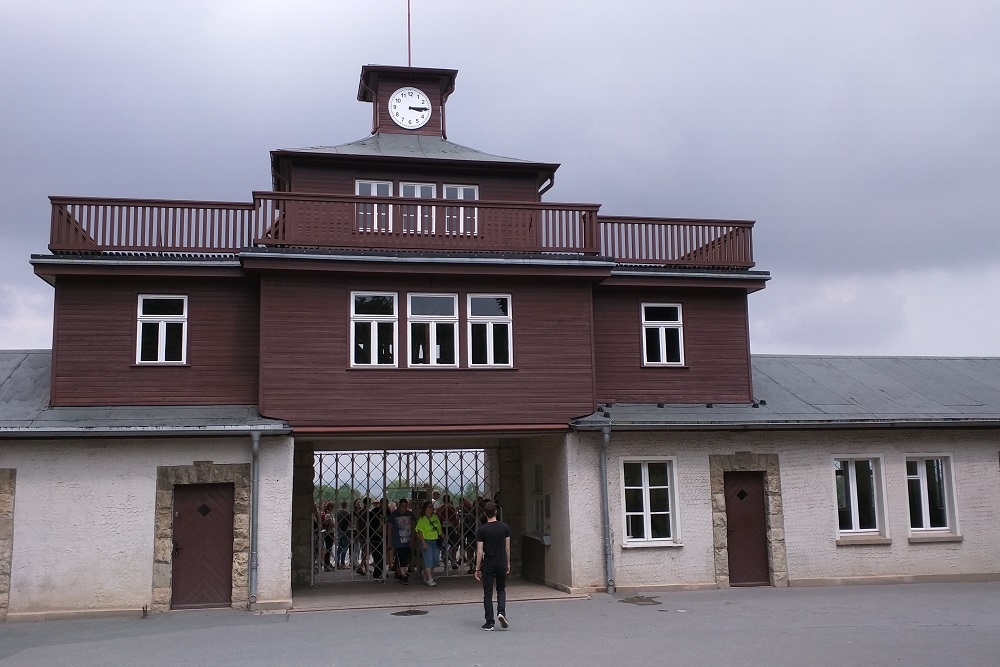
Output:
[289, 164, 541, 202]
[258, 274, 595, 427]
[371, 73, 447, 137]
[50, 276, 259, 406]
[592, 287, 752, 404]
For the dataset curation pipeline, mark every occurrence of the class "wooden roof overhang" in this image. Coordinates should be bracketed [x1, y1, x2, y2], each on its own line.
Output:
[600, 268, 771, 293]
[357, 64, 458, 104]
[293, 423, 570, 442]
[238, 248, 615, 281]
[30, 254, 246, 286]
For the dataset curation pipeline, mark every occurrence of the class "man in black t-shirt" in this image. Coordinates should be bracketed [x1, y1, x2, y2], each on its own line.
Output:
[474, 501, 511, 631]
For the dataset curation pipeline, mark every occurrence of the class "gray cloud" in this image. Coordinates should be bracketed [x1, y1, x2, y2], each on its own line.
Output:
[1, 1, 998, 354]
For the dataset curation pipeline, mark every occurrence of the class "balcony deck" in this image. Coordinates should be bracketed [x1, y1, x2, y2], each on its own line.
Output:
[48, 194, 755, 269]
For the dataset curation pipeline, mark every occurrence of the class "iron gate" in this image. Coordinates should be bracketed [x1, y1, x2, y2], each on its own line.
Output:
[313, 448, 500, 584]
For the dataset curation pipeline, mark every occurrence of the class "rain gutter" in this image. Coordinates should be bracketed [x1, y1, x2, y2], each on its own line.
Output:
[249, 431, 261, 612]
[0, 424, 289, 438]
[599, 425, 616, 594]
[240, 250, 615, 269]
[571, 418, 1000, 432]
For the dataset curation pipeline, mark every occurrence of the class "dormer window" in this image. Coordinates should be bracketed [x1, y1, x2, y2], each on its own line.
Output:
[443, 185, 478, 235]
[136, 295, 187, 364]
[356, 180, 392, 232]
[641, 303, 684, 366]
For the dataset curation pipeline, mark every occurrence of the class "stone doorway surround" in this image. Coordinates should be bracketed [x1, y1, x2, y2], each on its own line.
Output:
[710, 452, 788, 588]
[152, 462, 250, 612]
[0, 469, 14, 621]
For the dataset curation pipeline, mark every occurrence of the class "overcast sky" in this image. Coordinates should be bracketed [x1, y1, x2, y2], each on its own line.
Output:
[2, 1, 999, 356]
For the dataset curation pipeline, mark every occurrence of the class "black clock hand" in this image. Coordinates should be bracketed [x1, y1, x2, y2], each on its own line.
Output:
[409, 106, 429, 112]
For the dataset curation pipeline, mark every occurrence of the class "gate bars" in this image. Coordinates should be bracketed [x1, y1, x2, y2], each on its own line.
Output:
[312, 448, 500, 584]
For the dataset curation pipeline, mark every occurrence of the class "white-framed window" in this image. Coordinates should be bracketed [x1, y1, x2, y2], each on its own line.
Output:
[136, 295, 187, 364]
[356, 180, 393, 232]
[621, 458, 679, 544]
[408, 294, 458, 367]
[443, 184, 478, 234]
[906, 456, 956, 531]
[468, 295, 512, 367]
[641, 303, 684, 365]
[834, 458, 886, 534]
[351, 292, 397, 367]
[400, 182, 436, 233]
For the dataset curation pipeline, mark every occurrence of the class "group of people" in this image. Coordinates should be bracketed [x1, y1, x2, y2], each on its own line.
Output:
[315, 493, 501, 585]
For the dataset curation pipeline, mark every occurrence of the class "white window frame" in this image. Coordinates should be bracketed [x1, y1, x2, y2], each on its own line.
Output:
[399, 182, 436, 233]
[467, 294, 513, 368]
[906, 455, 958, 534]
[355, 180, 393, 232]
[350, 291, 398, 367]
[407, 293, 458, 367]
[641, 303, 684, 366]
[619, 457, 681, 547]
[443, 184, 478, 235]
[833, 457, 888, 537]
[135, 295, 187, 364]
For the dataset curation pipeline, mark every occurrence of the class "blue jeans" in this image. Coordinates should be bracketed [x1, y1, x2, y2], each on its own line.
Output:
[422, 542, 441, 569]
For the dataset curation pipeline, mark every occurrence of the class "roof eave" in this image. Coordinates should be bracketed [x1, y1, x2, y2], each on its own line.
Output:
[571, 418, 1000, 432]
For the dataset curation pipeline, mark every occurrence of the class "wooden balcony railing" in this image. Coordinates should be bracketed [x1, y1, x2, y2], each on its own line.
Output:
[253, 193, 601, 254]
[49, 197, 258, 254]
[598, 216, 755, 269]
[49, 194, 754, 269]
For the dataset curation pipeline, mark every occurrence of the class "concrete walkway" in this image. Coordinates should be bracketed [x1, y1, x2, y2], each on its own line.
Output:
[291, 575, 586, 612]
[2, 582, 999, 666]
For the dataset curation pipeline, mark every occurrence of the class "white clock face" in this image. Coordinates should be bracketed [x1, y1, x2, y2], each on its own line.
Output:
[388, 87, 432, 129]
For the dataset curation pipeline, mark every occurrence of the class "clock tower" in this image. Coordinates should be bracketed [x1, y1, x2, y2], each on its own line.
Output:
[357, 65, 458, 139]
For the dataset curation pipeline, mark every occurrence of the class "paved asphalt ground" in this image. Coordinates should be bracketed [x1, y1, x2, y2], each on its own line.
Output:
[1, 583, 998, 666]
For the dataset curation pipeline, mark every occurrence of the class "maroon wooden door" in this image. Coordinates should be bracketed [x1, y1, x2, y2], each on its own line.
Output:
[171, 483, 235, 609]
[723, 471, 770, 586]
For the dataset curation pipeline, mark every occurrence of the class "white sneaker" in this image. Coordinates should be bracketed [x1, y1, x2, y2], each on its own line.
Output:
[426, 578, 437, 587]
[497, 612, 509, 629]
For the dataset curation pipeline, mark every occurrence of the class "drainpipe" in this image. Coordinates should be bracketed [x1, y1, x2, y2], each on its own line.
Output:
[249, 430, 261, 612]
[599, 425, 616, 594]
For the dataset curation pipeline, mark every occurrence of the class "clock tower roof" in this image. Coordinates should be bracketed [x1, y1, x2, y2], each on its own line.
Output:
[357, 65, 458, 104]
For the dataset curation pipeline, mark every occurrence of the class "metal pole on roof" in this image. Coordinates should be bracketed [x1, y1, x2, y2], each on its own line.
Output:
[407, 0, 412, 67]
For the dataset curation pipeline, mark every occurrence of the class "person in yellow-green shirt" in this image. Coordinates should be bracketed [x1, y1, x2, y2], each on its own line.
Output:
[414, 500, 443, 586]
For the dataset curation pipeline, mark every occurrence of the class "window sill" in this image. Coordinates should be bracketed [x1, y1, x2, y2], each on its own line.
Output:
[836, 535, 892, 546]
[908, 533, 963, 544]
[131, 363, 190, 368]
[347, 366, 519, 371]
[641, 364, 689, 370]
[621, 540, 682, 549]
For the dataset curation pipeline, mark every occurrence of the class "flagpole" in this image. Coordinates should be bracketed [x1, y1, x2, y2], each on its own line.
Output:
[407, 0, 412, 67]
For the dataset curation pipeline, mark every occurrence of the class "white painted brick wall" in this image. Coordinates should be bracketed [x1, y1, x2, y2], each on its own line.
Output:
[0, 435, 294, 615]
[563, 428, 1000, 589]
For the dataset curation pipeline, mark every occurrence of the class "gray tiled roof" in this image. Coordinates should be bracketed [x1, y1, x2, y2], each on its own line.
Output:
[5, 351, 999, 435]
[573, 355, 1000, 430]
[0, 351, 287, 437]
[274, 133, 557, 168]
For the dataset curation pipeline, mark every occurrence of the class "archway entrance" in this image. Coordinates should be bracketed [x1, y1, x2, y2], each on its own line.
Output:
[311, 448, 501, 585]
